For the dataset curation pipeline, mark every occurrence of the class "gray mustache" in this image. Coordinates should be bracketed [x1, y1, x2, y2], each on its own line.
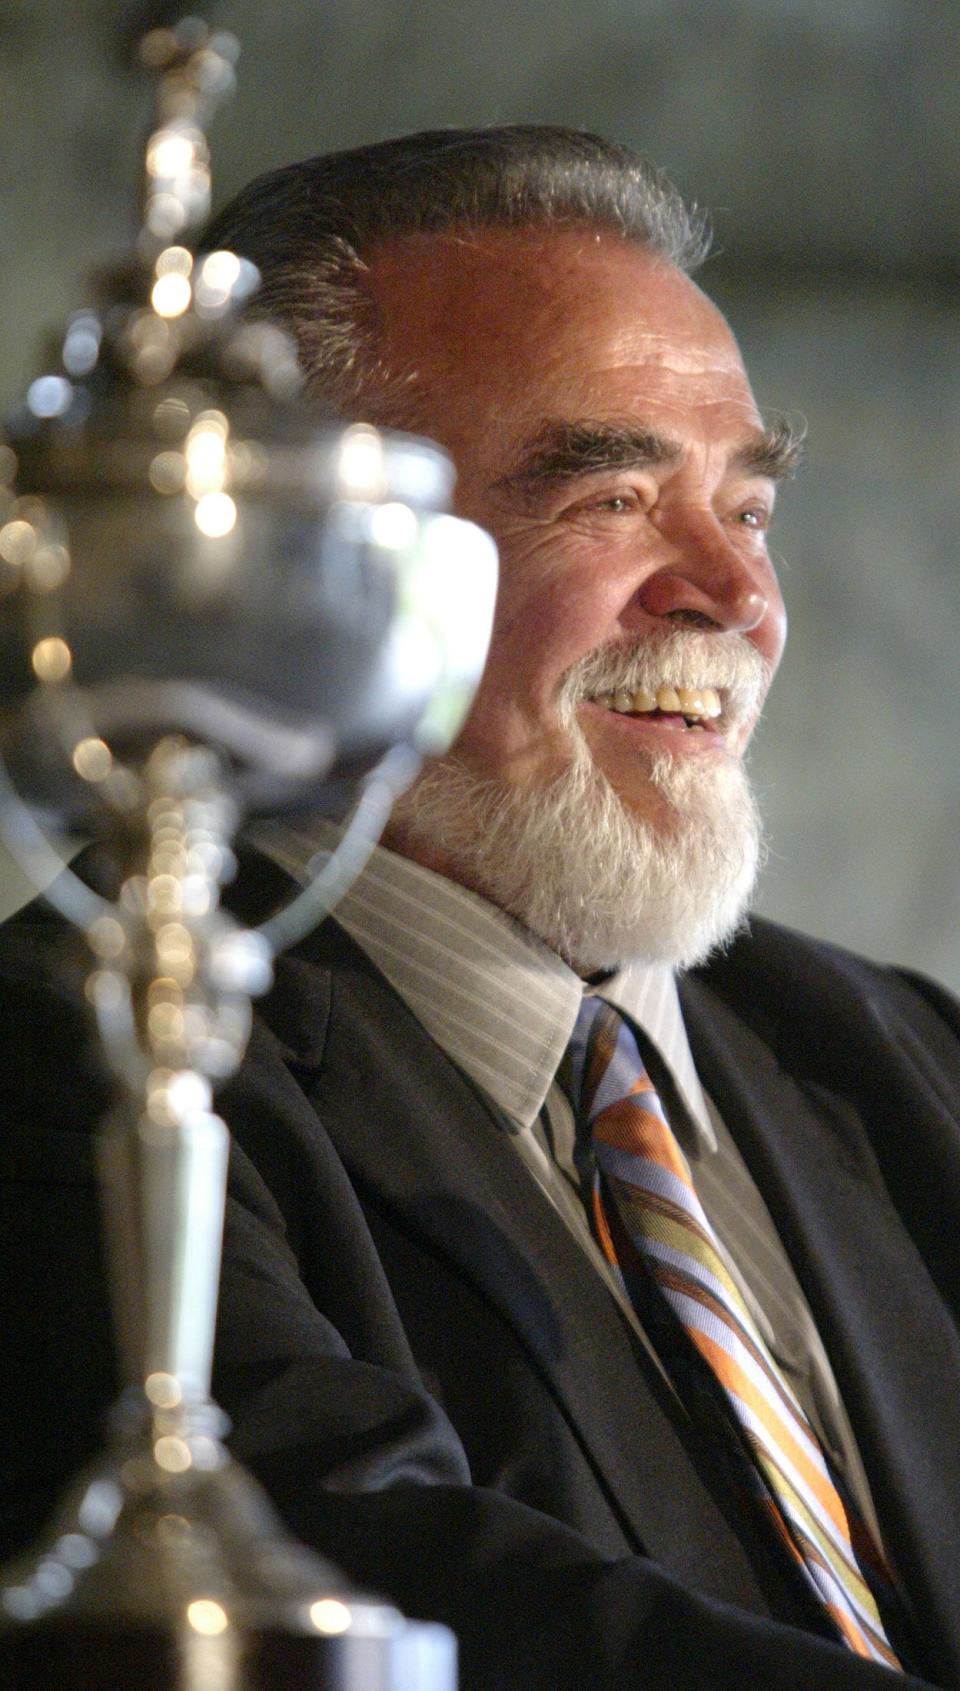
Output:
[558, 630, 770, 727]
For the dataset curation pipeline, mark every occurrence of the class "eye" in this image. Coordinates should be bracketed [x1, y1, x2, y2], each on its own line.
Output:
[737, 504, 771, 531]
[565, 487, 646, 519]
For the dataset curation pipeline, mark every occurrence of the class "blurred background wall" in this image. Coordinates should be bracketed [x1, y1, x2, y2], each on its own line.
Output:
[1, 0, 957, 987]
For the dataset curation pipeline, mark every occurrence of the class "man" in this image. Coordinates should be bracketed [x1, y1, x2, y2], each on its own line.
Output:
[5, 127, 960, 1688]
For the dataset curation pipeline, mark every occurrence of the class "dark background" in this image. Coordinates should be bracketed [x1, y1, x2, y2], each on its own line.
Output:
[1, 0, 957, 987]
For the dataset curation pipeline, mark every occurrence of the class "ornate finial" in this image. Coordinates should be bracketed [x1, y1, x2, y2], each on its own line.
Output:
[138, 18, 240, 253]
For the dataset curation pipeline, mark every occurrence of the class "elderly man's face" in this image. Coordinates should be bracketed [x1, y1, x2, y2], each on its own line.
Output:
[364, 227, 788, 965]
[369, 227, 787, 815]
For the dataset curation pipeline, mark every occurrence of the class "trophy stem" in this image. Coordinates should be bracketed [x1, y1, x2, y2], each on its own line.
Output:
[89, 736, 245, 1408]
[97, 1101, 229, 1412]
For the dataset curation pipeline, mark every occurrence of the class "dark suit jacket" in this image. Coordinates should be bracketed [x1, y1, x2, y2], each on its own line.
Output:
[2, 868, 960, 1689]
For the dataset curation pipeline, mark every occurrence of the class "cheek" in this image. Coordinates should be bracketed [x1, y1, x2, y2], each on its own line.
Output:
[448, 533, 614, 775]
[485, 523, 624, 678]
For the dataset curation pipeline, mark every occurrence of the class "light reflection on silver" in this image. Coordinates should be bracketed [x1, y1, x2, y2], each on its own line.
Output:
[62, 314, 102, 378]
[194, 251, 259, 318]
[26, 540, 70, 592]
[27, 375, 74, 420]
[182, 1613, 237, 1691]
[156, 246, 193, 278]
[334, 423, 387, 501]
[86, 915, 127, 961]
[309, 1598, 353, 1636]
[72, 736, 113, 782]
[186, 1598, 229, 1636]
[0, 516, 38, 566]
[144, 1372, 182, 1410]
[55, 1535, 98, 1571]
[153, 395, 191, 439]
[184, 412, 229, 496]
[31, 635, 72, 682]
[151, 272, 193, 319]
[193, 490, 236, 536]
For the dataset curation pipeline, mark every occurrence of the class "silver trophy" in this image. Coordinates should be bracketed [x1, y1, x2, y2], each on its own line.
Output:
[0, 19, 495, 1687]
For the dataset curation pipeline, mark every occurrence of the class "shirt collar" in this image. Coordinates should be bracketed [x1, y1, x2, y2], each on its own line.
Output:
[252, 816, 716, 1149]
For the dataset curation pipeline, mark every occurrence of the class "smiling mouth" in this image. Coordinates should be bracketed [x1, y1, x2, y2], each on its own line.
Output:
[586, 683, 724, 731]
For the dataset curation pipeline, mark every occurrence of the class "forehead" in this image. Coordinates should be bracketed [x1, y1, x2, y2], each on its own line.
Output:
[364, 226, 761, 465]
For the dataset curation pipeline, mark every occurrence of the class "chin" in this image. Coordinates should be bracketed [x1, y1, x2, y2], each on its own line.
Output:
[389, 736, 765, 974]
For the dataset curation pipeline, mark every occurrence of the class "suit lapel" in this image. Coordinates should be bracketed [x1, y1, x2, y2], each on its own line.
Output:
[273, 920, 795, 1615]
[681, 971, 960, 1686]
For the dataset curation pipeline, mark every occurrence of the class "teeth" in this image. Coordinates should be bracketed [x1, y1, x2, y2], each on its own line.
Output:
[590, 682, 724, 723]
[677, 686, 704, 715]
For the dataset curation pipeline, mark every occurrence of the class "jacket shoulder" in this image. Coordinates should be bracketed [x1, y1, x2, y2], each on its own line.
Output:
[691, 913, 960, 1094]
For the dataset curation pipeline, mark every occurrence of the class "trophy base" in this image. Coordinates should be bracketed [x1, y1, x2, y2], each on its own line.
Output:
[0, 1391, 456, 1689]
[0, 1615, 457, 1690]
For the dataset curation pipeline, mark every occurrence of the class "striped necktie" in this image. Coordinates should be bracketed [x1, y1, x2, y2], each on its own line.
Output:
[569, 995, 901, 1671]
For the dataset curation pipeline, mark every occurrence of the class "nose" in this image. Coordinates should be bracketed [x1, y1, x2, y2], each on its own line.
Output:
[628, 504, 780, 641]
[637, 568, 768, 633]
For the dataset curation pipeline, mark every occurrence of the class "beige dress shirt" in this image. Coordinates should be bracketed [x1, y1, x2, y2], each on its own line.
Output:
[254, 816, 882, 1542]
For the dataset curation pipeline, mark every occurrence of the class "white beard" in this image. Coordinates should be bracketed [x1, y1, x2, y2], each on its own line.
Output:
[391, 630, 769, 973]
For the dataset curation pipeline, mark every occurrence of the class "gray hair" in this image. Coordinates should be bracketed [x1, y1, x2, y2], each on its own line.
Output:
[205, 125, 709, 421]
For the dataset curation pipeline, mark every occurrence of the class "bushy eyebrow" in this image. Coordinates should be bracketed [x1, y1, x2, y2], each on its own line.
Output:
[494, 421, 680, 499]
[492, 413, 805, 502]
[731, 414, 806, 481]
